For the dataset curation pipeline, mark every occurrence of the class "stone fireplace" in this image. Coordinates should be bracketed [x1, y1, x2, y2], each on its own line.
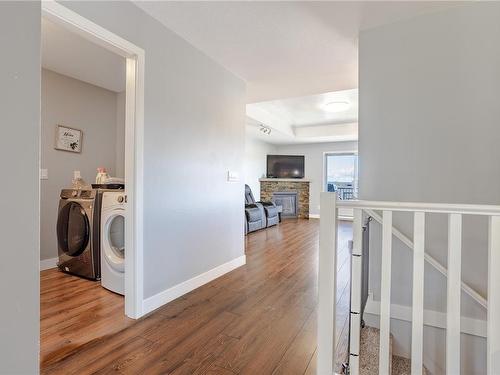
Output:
[260, 178, 310, 219]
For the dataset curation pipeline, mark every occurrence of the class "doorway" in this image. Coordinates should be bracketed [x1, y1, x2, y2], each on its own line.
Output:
[324, 151, 358, 218]
[41, 1, 144, 319]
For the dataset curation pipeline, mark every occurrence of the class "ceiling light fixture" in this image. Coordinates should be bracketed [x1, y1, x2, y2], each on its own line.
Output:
[259, 125, 272, 135]
[323, 101, 350, 113]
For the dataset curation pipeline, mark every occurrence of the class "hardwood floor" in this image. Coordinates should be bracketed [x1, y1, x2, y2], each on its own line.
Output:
[40, 219, 352, 374]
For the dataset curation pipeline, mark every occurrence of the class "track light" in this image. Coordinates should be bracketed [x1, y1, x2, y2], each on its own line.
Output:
[259, 125, 272, 135]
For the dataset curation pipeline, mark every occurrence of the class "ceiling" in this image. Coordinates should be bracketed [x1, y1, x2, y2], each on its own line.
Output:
[252, 89, 358, 127]
[247, 88, 358, 145]
[42, 18, 126, 93]
[135, 1, 462, 103]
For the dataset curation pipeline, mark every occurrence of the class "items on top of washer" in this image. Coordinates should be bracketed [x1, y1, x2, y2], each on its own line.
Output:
[92, 176, 125, 190]
[72, 170, 90, 190]
[96, 167, 110, 184]
[103, 176, 124, 185]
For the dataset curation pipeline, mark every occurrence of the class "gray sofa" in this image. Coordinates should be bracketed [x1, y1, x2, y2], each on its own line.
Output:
[245, 184, 279, 233]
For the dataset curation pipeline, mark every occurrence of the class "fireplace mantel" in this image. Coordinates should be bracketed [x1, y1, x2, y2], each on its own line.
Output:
[259, 178, 310, 182]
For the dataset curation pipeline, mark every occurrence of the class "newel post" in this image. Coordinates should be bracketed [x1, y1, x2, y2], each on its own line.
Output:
[317, 192, 338, 375]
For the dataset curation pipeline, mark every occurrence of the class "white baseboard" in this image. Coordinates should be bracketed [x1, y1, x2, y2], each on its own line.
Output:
[40, 257, 58, 271]
[339, 216, 353, 221]
[364, 293, 486, 338]
[308, 214, 353, 221]
[142, 255, 246, 315]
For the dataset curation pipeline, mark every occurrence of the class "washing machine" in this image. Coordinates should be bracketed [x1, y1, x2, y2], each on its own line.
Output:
[100, 191, 126, 295]
[57, 189, 100, 280]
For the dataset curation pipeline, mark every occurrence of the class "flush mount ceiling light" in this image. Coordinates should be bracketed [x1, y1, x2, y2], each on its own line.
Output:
[259, 125, 272, 135]
[323, 101, 350, 113]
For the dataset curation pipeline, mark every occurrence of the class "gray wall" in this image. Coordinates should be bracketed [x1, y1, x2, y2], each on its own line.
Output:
[63, 1, 246, 299]
[275, 141, 358, 216]
[244, 136, 276, 200]
[0, 2, 40, 373]
[359, 3, 500, 373]
[41, 69, 121, 261]
[115, 90, 126, 178]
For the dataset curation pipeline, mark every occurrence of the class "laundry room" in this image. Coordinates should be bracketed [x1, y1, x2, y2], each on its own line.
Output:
[39, 16, 129, 367]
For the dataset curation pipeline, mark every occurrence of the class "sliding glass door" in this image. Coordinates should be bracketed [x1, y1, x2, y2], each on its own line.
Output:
[324, 152, 358, 217]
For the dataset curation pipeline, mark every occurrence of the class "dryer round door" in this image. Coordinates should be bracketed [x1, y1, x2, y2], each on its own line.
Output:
[103, 210, 125, 272]
[57, 201, 90, 257]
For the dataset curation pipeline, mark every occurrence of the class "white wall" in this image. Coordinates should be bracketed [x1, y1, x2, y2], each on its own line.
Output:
[41, 69, 122, 261]
[0, 2, 40, 373]
[275, 141, 358, 216]
[63, 1, 247, 300]
[244, 136, 276, 200]
[359, 3, 500, 373]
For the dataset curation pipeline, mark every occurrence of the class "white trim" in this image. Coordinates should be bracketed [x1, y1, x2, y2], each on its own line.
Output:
[41, 1, 145, 319]
[40, 257, 58, 271]
[349, 209, 363, 375]
[338, 199, 500, 216]
[364, 293, 487, 338]
[142, 255, 246, 315]
[309, 214, 354, 221]
[317, 192, 338, 375]
[411, 212, 425, 375]
[487, 216, 500, 374]
[446, 213, 462, 375]
[339, 215, 353, 221]
[378, 211, 393, 375]
[365, 208, 487, 309]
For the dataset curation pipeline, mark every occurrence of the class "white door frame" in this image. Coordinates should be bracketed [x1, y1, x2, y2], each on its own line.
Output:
[41, 1, 145, 319]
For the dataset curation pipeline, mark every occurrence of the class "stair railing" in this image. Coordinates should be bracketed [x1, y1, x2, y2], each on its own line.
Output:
[317, 192, 500, 375]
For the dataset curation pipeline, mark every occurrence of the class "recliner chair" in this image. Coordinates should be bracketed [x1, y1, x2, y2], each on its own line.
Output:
[245, 184, 279, 233]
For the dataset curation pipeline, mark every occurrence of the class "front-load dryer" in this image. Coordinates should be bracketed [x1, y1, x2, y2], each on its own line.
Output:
[57, 189, 100, 280]
[100, 191, 126, 295]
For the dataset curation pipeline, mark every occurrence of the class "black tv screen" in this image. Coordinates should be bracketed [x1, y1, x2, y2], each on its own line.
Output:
[267, 155, 305, 179]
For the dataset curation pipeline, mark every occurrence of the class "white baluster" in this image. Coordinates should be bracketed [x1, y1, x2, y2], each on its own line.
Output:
[379, 210, 393, 375]
[411, 212, 425, 375]
[349, 209, 363, 375]
[488, 216, 500, 375]
[446, 214, 462, 375]
[317, 192, 338, 375]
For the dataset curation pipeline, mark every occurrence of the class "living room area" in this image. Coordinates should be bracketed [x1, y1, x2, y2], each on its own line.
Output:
[242, 89, 359, 371]
[244, 89, 359, 233]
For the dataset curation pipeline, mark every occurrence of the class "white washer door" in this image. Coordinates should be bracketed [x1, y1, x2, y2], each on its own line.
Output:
[103, 209, 125, 272]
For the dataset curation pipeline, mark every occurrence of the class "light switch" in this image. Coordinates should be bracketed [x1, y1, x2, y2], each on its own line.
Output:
[227, 171, 239, 182]
[40, 169, 48, 180]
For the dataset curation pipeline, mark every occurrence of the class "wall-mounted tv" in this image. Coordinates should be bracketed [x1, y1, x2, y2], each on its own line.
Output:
[267, 155, 305, 179]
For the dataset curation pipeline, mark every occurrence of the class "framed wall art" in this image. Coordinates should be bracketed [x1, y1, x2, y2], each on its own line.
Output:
[55, 125, 82, 153]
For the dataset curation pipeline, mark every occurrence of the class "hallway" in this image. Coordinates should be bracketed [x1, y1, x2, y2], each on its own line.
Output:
[41, 219, 351, 374]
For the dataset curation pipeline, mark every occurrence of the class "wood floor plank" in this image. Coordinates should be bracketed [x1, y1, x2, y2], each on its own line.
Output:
[41, 219, 352, 374]
[169, 334, 239, 375]
[117, 311, 239, 374]
[272, 308, 317, 375]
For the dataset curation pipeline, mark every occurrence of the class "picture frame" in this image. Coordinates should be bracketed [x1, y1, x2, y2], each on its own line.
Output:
[55, 125, 82, 153]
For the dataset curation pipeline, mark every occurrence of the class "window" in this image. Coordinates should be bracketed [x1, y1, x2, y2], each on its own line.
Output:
[324, 153, 358, 200]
